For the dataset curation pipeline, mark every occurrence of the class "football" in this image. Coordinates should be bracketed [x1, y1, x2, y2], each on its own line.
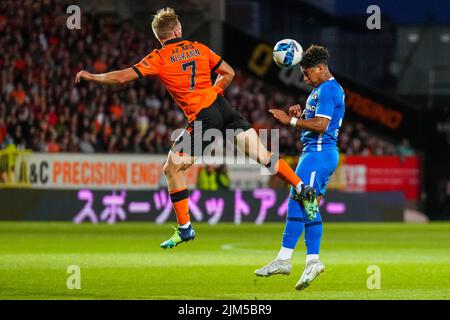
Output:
[272, 39, 303, 68]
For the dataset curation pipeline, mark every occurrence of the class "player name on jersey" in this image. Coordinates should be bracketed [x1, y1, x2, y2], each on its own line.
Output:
[170, 48, 201, 63]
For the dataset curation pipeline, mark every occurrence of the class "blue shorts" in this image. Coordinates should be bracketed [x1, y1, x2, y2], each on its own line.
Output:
[289, 149, 339, 198]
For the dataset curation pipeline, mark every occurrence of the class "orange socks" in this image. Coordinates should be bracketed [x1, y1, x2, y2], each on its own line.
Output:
[271, 158, 302, 188]
[169, 188, 190, 225]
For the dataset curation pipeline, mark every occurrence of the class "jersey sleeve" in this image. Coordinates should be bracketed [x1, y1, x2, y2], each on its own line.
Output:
[197, 42, 223, 71]
[315, 86, 335, 120]
[132, 50, 161, 78]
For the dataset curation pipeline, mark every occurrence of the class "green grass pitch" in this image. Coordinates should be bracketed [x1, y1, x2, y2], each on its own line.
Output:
[0, 222, 449, 300]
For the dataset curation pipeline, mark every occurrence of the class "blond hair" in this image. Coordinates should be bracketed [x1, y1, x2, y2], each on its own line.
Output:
[151, 7, 180, 40]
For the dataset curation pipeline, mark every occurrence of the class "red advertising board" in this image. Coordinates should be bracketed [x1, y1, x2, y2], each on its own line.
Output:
[343, 156, 420, 200]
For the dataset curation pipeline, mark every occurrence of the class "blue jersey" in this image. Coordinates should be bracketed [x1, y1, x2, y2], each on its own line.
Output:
[301, 77, 345, 152]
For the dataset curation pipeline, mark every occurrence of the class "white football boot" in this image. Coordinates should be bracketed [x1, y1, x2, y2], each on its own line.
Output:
[295, 259, 325, 290]
[254, 259, 291, 277]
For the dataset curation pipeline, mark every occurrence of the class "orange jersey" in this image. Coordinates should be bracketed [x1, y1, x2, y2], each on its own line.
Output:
[133, 38, 224, 122]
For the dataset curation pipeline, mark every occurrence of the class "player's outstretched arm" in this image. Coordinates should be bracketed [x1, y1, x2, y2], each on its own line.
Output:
[75, 68, 139, 85]
[269, 108, 329, 133]
[213, 60, 235, 91]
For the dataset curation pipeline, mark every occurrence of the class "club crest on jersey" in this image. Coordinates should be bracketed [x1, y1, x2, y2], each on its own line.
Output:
[311, 92, 318, 99]
[305, 103, 316, 112]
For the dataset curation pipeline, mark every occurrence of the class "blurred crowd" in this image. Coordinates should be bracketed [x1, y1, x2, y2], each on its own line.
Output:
[224, 71, 415, 156]
[0, 0, 414, 157]
[0, 0, 183, 154]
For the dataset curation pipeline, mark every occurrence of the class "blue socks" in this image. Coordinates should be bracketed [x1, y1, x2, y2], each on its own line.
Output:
[282, 196, 323, 255]
[304, 220, 323, 254]
[282, 197, 304, 249]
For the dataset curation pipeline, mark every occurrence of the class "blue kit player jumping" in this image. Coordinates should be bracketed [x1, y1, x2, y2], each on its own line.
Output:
[256, 45, 345, 290]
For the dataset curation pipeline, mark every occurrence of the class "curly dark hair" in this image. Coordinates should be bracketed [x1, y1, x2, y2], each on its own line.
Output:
[299, 45, 330, 68]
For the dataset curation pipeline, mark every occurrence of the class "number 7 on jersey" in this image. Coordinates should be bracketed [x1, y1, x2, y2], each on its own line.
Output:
[182, 61, 197, 91]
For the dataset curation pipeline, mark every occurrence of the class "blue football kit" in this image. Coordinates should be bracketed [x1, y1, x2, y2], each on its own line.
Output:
[283, 77, 346, 254]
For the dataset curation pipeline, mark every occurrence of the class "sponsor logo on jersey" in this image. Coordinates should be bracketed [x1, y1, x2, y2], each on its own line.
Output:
[305, 103, 316, 112]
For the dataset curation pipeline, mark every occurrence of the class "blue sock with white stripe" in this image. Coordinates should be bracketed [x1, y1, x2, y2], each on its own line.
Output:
[304, 211, 323, 254]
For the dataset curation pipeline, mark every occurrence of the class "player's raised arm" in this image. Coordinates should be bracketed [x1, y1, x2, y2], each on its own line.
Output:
[75, 68, 139, 85]
[292, 114, 330, 133]
[269, 108, 330, 133]
[213, 60, 235, 91]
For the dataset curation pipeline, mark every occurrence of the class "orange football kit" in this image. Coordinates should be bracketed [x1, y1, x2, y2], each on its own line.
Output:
[132, 37, 302, 230]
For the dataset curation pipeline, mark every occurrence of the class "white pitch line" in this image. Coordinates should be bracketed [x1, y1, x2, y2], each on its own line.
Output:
[220, 243, 273, 254]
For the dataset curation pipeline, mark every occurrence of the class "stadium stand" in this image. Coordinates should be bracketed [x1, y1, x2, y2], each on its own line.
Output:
[0, 0, 409, 157]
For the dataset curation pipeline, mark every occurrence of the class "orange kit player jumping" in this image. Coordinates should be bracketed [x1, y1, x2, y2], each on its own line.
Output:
[75, 7, 318, 249]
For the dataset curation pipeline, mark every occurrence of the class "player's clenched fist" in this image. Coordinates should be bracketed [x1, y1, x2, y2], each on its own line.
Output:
[288, 104, 302, 117]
